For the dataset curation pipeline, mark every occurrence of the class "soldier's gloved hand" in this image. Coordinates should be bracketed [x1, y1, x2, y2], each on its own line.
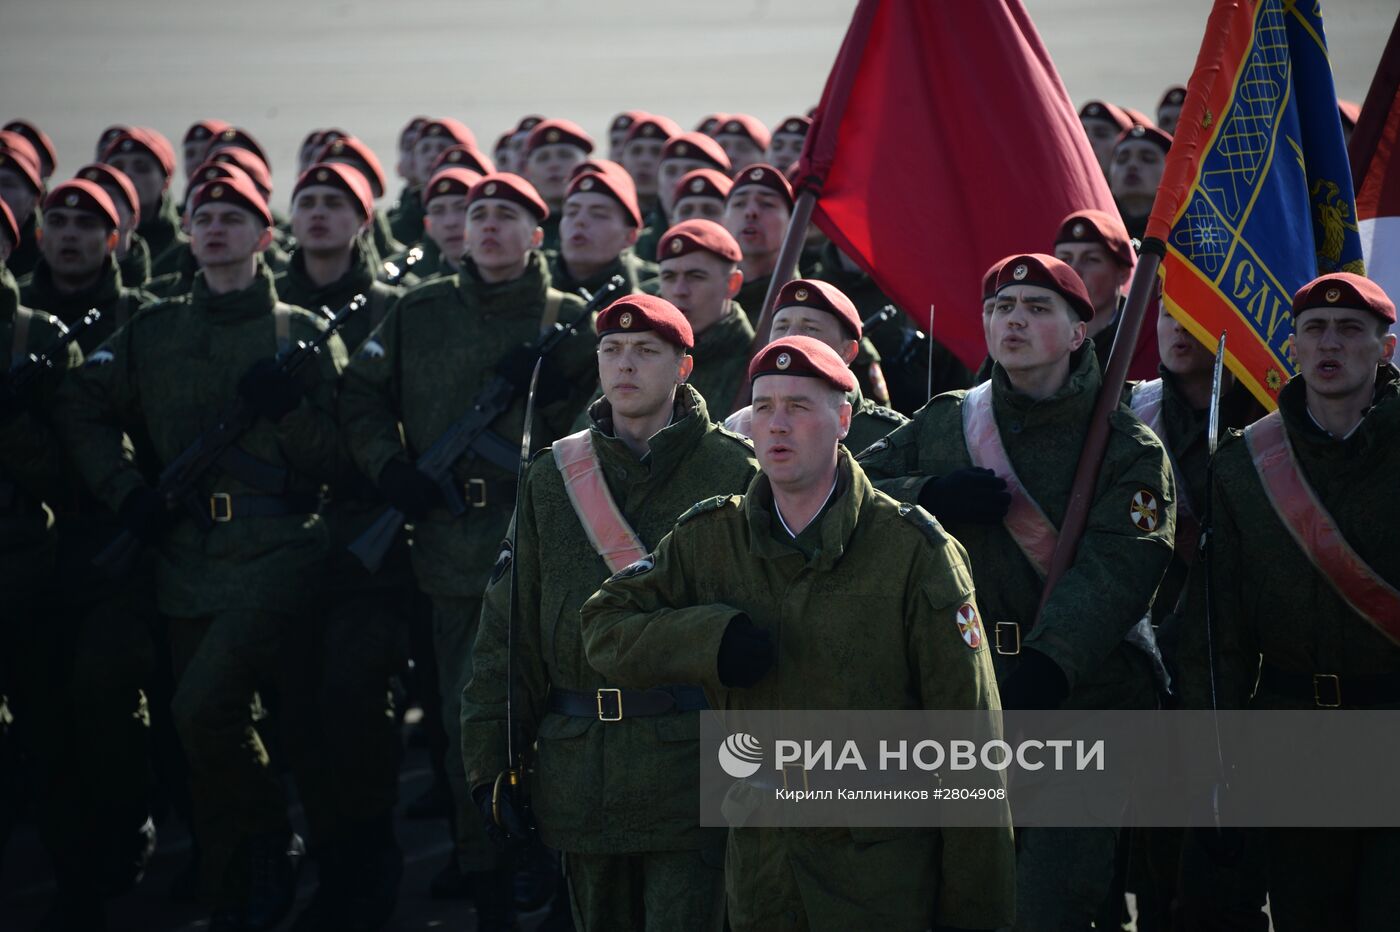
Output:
[917, 467, 1010, 524]
[377, 459, 443, 520]
[496, 344, 571, 406]
[117, 486, 170, 545]
[472, 782, 529, 854]
[237, 358, 304, 423]
[717, 614, 775, 688]
[998, 648, 1069, 710]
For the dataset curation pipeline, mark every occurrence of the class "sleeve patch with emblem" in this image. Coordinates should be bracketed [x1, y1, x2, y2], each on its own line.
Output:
[357, 338, 386, 360]
[490, 539, 512, 584]
[1129, 489, 1159, 532]
[956, 603, 984, 649]
[856, 437, 889, 458]
[85, 349, 115, 366]
[608, 554, 654, 582]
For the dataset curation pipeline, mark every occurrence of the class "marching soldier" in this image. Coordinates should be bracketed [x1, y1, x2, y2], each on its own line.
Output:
[670, 168, 731, 226]
[607, 111, 648, 161]
[57, 173, 346, 932]
[181, 119, 230, 181]
[75, 161, 151, 289]
[620, 114, 681, 261]
[519, 119, 594, 251]
[0, 131, 45, 276]
[1078, 100, 1134, 177]
[1178, 273, 1400, 931]
[581, 335, 1016, 931]
[3, 119, 57, 181]
[339, 171, 596, 924]
[316, 134, 407, 261]
[765, 116, 810, 171]
[712, 114, 771, 173]
[1155, 86, 1186, 136]
[1051, 208, 1135, 378]
[858, 254, 1174, 931]
[1109, 124, 1171, 240]
[551, 161, 653, 296]
[401, 166, 481, 284]
[462, 294, 757, 931]
[722, 164, 795, 327]
[102, 128, 186, 275]
[387, 116, 430, 245]
[394, 118, 478, 248]
[655, 132, 731, 245]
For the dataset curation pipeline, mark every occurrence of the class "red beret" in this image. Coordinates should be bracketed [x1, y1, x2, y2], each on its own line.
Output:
[995, 253, 1095, 321]
[208, 127, 269, 168]
[422, 167, 483, 206]
[0, 199, 16, 250]
[189, 160, 255, 193]
[513, 115, 545, 135]
[662, 132, 731, 172]
[2, 120, 56, 178]
[211, 147, 273, 197]
[727, 164, 794, 209]
[674, 168, 732, 204]
[399, 116, 430, 145]
[43, 179, 120, 229]
[318, 135, 387, 197]
[1079, 101, 1133, 132]
[76, 162, 140, 221]
[1115, 124, 1173, 155]
[1338, 100, 1362, 130]
[523, 119, 594, 158]
[658, 219, 742, 264]
[138, 128, 178, 176]
[1293, 272, 1395, 325]
[103, 129, 174, 178]
[97, 125, 130, 152]
[569, 158, 626, 182]
[748, 335, 857, 393]
[610, 110, 649, 134]
[772, 116, 812, 137]
[1124, 108, 1156, 128]
[982, 256, 1014, 301]
[775, 279, 862, 339]
[294, 162, 374, 220]
[190, 174, 272, 227]
[493, 132, 514, 154]
[566, 166, 641, 227]
[623, 114, 681, 145]
[1054, 208, 1135, 267]
[0, 132, 43, 193]
[183, 119, 230, 147]
[430, 144, 495, 177]
[596, 294, 695, 350]
[695, 113, 729, 136]
[715, 114, 772, 151]
[1158, 86, 1187, 110]
[467, 172, 549, 222]
[419, 118, 477, 149]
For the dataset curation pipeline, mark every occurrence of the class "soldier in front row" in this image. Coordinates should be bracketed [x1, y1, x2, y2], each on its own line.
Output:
[858, 254, 1174, 931]
[581, 335, 1015, 932]
[462, 294, 757, 931]
[1178, 273, 1400, 931]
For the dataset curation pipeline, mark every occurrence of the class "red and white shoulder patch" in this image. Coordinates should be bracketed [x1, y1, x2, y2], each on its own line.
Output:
[1130, 489, 1160, 532]
[956, 602, 984, 649]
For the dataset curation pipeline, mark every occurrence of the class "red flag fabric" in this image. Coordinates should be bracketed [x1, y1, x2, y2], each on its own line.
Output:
[798, 0, 1156, 378]
[1352, 14, 1400, 336]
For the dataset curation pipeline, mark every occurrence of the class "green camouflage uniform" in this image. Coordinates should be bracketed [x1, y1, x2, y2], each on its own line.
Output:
[387, 185, 425, 248]
[581, 451, 1016, 931]
[118, 233, 153, 289]
[19, 254, 155, 351]
[142, 191, 189, 277]
[462, 385, 756, 930]
[686, 302, 754, 421]
[148, 242, 292, 300]
[549, 250, 658, 299]
[631, 205, 666, 266]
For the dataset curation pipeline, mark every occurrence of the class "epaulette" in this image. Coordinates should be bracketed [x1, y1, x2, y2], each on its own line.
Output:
[865, 404, 906, 424]
[896, 502, 948, 547]
[677, 494, 740, 525]
[713, 423, 755, 449]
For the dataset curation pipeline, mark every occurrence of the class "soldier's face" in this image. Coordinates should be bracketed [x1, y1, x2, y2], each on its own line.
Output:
[990, 285, 1086, 375]
[1157, 105, 1182, 136]
[0, 168, 37, 223]
[751, 375, 850, 492]
[1110, 141, 1165, 202]
[1054, 242, 1130, 328]
[291, 185, 366, 254]
[561, 192, 637, 270]
[190, 204, 270, 267]
[414, 136, 454, 186]
[715, 134, 764, 173]
[770, 307, 856, 362]
[39, 208, 113, 278]
[1156, 305, 1213, 379]
[622, 139, 665, 197]
[524, 144, 587, 206]
[597, 332, 692, 420]
[657, 158, 709, 216]
[182, 140, 210, 179]
[1293, 307, 1396, 401]
[608, 127, 629, 160]
[465, 199, 540, 275]
[1081, 117, 1121, 175]
[767, 133, 805, 171]
[724, 188, 790, 262]
[671, 196, 724, 225]
[104, 152, 166, 213]
[659, 252, 740, 336]
[424, 194, 469, 263]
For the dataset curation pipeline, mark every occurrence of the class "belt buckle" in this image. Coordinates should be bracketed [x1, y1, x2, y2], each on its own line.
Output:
[596, 688, 623, 722]
[1313, 673, 1341, 708]
[995, 622, 1021, 656]
[781, 765, 809, 792]
[209, 493, 233, 523]
[466, 478, 488, 509]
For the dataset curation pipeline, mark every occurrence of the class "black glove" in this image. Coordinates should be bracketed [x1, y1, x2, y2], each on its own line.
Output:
[117, 486, 170, 545]
[917, 467, 1011, 524]
[998, 648, 1069, 710]
[237, 358, 304, 423]
[377, 458, 443, 520]
[472, 782, 529, 855]
[496, 344, 571, 406]
[717, 615, 775, 688]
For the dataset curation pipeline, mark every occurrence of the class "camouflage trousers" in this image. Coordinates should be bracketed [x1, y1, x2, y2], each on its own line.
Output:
[563, 848, 725, 932]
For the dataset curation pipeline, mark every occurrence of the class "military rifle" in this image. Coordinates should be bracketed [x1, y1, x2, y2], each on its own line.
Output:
[859, 304, 897, 336]
[347, 274, 626, 572]
[6, 309, 101, 394]
[381, 246, 422, 284]
[93, 294, 367, 573]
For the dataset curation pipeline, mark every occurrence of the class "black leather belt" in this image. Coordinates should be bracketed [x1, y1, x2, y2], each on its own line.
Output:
[207, 492, 320, 523]
[548, 685, 709, 722]
[1258, 662, 1400, 708]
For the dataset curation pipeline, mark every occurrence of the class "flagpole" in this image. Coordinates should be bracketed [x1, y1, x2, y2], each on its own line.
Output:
[730, 186, 818, 411]
[1033, 238, 1164, 619]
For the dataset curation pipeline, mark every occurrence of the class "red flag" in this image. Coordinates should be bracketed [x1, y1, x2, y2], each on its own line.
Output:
[798, 0, 1156, 377]
[1352, 13, 1400, 335]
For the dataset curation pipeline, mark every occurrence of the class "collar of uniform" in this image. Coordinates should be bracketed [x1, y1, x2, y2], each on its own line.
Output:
[990, 342, 1101, 428]
[691, 301, 754, 360]
[24, 252, 123, 319]
[1277, 362, 1400, 460]
[744, 448, 868, 570]
[588, 383, 711, 478]
[457, 248, 550, 317]
[282, 239, 374, 307]
[194, 258, 278, 321]
[553, 252, 630, 297]
[119, 232, 152, 288]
